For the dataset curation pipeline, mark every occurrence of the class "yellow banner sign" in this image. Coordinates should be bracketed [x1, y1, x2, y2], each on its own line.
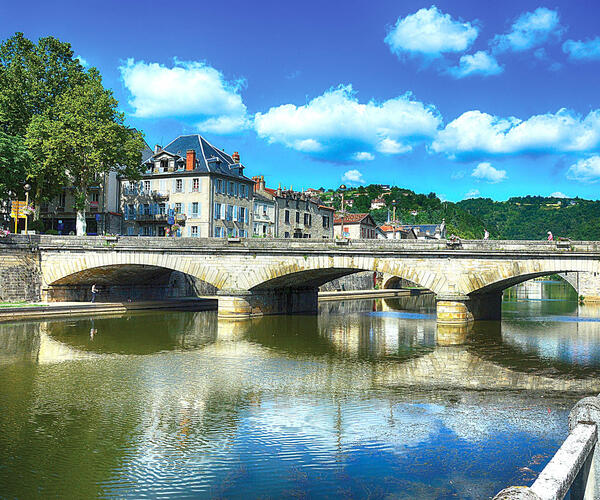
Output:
[11, 200, 27, 219]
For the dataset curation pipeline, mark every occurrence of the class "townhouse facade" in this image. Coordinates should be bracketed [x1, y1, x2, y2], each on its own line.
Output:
[252, 176, 334, 239]
[334, 213, 380, 239]
[121, 134, 255, 238]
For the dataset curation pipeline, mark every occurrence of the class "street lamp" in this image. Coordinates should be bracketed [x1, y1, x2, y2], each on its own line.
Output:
[23, 184, 31, 235]
[338, 184, 347, 238]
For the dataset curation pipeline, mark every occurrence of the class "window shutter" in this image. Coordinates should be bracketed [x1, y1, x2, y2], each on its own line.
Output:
[172, 179, 177, 192]
[197, 202, 201, 217]
[245, 207, 249, 224]
[188, 203, 192, 216]
[220, 204, 226, 220]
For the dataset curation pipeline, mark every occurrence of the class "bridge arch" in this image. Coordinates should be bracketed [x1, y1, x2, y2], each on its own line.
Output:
[244, 255, 443, 294]
[40, 251, 224, 301]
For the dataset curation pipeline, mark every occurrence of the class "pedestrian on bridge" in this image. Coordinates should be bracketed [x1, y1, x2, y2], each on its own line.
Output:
[547, 231, 553, 241]
[483, 229, 489, 240]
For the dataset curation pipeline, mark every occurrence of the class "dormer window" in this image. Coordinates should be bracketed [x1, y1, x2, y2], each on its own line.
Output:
[160, 159, 168, 172]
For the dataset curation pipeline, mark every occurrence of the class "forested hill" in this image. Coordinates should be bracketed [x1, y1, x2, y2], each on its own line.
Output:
[320, 185, 600, 240]
[457, 196, 600, 240]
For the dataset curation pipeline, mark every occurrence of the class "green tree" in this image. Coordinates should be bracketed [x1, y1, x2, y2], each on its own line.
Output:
[0, 132, 29, 199]
[0, 32, 85, 206]
[26, 69, 145, 235]
[353, 194, 371, 213]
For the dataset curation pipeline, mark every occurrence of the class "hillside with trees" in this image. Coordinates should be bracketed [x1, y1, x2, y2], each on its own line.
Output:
[319, 185, 600, 240]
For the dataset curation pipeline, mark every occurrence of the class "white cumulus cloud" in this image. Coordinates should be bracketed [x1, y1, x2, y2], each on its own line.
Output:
[492, 7, 564, 53]
[254, 84, 442, 161]
[76, 55, 88, 67]
[464, 189, 481, 199]
[431, 108, 600, 159]
[550, 191, 568, 198]
[353, 152, 375, 161]
[448, 51, 503, 78]
[566, 156, 600, 183]
[385, 6, 478, 58]
[119, 58, 250, 134]
[471, 162, 507, 183]
[342, 169, 365, 184]
[563, 38, 600, 61]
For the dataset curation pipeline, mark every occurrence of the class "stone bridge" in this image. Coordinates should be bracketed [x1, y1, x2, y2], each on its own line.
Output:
[1, 235, 600, 323]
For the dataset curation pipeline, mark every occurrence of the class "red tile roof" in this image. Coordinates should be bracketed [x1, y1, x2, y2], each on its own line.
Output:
[333, 213, 370, 224]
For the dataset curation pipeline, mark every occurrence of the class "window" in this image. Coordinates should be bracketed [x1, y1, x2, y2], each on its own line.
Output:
[192, 178, 200, 192]
[127, 226, 135, 236]
[176, 179, 183, 192]
[214, 203, 221, 220]
[158, 203, 166, 215]
[175, 203, 182, 214]
[295, 212, 300, 224]
[226, 205, 233, 221]
[304, 213, 311, 226]
[90, 191, 99, 203]
[284, 210, 290, 224]
[143, 203, 150, 215]
[191, 226, 198, 237]
[58, 193, 66, 208]
[160, 159, 168, 172]
[214, 227, 221, 238]
[228, 182, 234, 195]
[192, 202, 199, 216]
[144, 180, 151, 192]
[127, 204, 135, 219]
[239, 207, 245, 222]
[284, 232, 290, 238]
[216, 179, 222, 194]
[323, 216, 330, 229]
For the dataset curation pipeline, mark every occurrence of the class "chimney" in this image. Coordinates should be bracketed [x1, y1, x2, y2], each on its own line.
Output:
[186, 149, 196, 171]
[277, 183, 282, 197]
[154, 144, 162, 154]
[260, 175, 265, 191]
[252, 176, 260, 192]
[232, 151, 240, 163]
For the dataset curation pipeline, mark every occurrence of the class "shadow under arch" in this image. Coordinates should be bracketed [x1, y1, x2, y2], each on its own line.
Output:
[469, 270, 580, 296]
[47, 264, 218, 302]
[249, 267, 432, 293]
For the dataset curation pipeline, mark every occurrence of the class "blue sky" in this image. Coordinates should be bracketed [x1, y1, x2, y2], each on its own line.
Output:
[2, 0, 600, 201]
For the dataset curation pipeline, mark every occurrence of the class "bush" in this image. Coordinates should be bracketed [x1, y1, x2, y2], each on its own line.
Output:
[45, 229, 59, 235]
[29, 220, 45, 233]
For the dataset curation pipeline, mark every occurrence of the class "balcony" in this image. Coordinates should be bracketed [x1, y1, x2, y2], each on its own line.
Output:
[152, 190, 170, 201]
[135, 213, 169, 223]
[90, 201, 99, 211]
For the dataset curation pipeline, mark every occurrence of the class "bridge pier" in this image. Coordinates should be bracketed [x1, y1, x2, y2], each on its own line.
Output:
[436, 292, 503, 324]
[217, 288, 318, 319]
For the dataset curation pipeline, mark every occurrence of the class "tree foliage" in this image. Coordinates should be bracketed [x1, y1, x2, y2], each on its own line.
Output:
[26, 69, 145, 231]
[0, 132, 29, 198]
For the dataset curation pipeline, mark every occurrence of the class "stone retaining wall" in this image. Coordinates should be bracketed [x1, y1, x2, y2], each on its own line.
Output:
[0, 243, 41, 302]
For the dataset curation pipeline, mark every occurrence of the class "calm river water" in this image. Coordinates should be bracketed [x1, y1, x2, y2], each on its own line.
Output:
[1, 280, 599, 499]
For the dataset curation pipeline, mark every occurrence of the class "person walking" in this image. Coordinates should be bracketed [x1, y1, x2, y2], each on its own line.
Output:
[547, 231, 553, 241]
[91, 283, 98, 303]
[483, 229, 489, 240]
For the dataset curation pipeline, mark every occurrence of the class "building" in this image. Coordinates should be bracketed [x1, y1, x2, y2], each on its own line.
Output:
[275, 187, 334, 239]
[378, 224, 410, 240]
[334, 213, 379, 239]
[121, 134, 255, 238]
[252, 176, 276, 237]
[397, 223, 446, 239]
[251, 178, 334, 239]
[370, 197, 386, 210]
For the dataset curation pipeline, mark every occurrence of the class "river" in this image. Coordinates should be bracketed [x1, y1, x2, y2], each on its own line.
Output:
[0, 280, 598, 499]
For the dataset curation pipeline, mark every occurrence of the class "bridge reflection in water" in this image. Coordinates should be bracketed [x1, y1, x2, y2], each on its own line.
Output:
[0, 279, 599, 498]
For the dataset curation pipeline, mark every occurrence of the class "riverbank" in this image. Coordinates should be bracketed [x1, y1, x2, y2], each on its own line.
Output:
[0, 289, 430, 322]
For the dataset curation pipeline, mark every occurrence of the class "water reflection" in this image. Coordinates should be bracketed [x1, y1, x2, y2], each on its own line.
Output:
[0, 280, 598, 498]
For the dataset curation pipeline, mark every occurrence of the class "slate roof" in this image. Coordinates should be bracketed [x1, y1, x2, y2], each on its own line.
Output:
[253, 191, 273, 203]
[143, 134, 251, 181]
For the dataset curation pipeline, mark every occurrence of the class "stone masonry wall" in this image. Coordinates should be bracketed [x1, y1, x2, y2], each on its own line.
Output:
[0, 243, 42, 302]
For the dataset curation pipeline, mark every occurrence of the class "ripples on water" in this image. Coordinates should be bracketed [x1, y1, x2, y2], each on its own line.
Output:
[0, 280, 596, 498]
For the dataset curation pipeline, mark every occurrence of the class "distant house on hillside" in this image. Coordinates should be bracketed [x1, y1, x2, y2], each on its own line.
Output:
[334, 213, 379, 239]
[370, 197, 386, 210]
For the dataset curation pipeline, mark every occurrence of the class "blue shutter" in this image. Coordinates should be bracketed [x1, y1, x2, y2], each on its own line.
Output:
[245, 207, 249, 224]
